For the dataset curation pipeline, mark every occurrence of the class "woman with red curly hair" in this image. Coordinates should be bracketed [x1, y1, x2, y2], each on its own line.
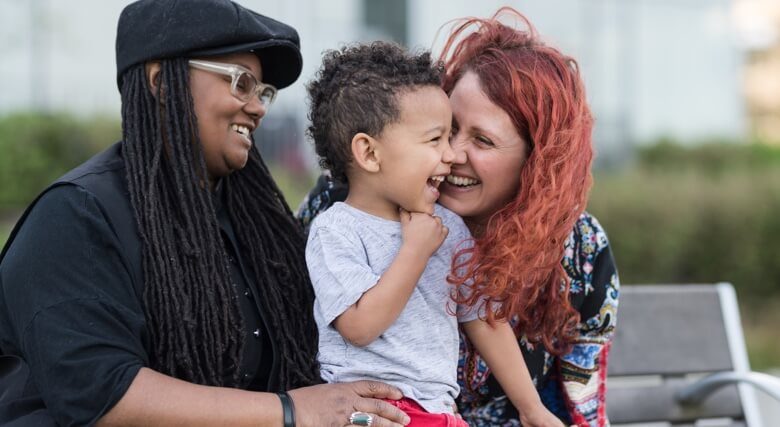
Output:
[299, 8, 618, 426]
[439, 9, 618, 427]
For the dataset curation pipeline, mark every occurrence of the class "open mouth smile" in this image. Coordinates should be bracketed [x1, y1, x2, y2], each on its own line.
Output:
[231, 124, 252, 142]
[428, 175, 445, 188]
[445, 174, 480, 187]
[426, 175, 447, 197]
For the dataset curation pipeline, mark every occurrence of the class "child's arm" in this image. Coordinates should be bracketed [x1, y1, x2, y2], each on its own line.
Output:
[462, 319, 566, 427]
[334, 210, 448, 347]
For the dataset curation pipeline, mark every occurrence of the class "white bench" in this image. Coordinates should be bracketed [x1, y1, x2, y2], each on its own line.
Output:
[606, 283, 780, 426]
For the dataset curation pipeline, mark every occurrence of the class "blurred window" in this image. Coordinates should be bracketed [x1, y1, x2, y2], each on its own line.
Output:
[363, 0, 408, 45]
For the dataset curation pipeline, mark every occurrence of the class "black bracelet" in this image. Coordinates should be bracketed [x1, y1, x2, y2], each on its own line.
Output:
[277, 392, 296, 427]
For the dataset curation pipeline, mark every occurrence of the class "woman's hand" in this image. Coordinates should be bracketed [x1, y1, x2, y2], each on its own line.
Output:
[519, 406, 567, 427]
[289, 381, 410, 427]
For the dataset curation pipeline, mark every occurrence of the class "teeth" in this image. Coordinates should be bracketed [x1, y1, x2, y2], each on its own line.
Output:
[446, 175, 480, 187]
[231, 124, 250, 137]
[429, 175, 445, 183]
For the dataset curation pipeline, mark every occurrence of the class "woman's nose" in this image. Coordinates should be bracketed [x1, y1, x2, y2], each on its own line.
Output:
[244, 96, 267, 121]
[449, 135, 468, 165]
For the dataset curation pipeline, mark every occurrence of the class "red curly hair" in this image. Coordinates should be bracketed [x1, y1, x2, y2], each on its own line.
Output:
[442, 8, 594, 355]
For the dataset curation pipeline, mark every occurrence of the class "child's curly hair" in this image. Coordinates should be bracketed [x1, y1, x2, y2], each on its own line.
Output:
[307, 41, 444, 182]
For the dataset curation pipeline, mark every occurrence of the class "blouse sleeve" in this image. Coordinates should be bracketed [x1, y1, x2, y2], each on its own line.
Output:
[0, 185, 148, 426]
[559, 214, 619, 427]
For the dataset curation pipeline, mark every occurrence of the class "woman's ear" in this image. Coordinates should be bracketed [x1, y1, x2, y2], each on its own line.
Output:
[351, 132, 380, 173]
[144, 61, 163, 98]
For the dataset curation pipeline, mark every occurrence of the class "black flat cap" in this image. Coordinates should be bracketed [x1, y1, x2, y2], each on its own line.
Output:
[116, 0, 302, 89]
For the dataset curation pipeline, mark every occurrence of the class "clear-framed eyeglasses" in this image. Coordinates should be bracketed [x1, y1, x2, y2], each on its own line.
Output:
[188, 59, 277, 107]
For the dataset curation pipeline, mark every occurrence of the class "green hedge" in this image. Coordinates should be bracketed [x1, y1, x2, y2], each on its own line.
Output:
[0, 115, 778, 366]
[638, 137, 780, 174]
[589, 169, 780, 298]
[0, 112, 120, 210]
[588, 142, 780, 301]
[589, 141, 780, 368]
[1, 115, 778, 299]
[2, 117, 777, 299]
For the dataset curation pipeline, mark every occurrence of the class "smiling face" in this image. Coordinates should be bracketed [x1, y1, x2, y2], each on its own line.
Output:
[188, 52, 267, 182]
[438, 71, 528, 229]
[358, 85, 454, 219]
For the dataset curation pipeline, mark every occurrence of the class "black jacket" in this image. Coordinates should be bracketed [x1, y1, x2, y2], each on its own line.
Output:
[0, 143, 277, 426]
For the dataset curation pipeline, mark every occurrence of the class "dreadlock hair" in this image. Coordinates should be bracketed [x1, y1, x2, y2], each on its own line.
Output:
[119, 57, 320, 389]
[307, 41, 445, 183]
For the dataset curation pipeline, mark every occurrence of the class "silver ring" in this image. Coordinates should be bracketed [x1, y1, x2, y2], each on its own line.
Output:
[349, 411, 373, 426]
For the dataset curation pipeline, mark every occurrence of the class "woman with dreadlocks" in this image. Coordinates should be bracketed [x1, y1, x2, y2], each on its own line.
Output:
[0, 1, 410, 426]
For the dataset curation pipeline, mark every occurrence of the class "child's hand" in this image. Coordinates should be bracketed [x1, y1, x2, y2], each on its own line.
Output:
[399, 208, 448, 257]
[519, 405, 566, 427]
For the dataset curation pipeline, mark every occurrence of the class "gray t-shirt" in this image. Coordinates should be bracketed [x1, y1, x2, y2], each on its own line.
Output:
[305, 202, 479, 414]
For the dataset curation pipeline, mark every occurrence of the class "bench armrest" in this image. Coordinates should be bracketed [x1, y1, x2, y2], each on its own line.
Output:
[676, 371, 780, 404]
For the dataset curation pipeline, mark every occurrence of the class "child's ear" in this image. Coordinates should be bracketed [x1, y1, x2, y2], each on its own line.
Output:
[351, 132, 380, 173]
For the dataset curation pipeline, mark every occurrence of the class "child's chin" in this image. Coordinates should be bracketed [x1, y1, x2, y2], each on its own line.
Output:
[404, 199, 436, 215]
[420, 203, 436, 215]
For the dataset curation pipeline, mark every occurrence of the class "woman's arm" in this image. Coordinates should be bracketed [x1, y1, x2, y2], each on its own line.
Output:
[1, 187, 150, 425]
[98, 368, 410, 427]
[559, 215, 619, 427]
[462, 320, 564, 427]
[97, 368, 282, 426]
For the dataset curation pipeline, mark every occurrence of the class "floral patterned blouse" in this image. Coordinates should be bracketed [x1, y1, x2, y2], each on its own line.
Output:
[297, 175, 620, 427]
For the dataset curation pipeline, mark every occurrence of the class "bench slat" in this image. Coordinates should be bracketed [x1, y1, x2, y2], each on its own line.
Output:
[608, 285, 733, 377]
[607, 377, 744, 423]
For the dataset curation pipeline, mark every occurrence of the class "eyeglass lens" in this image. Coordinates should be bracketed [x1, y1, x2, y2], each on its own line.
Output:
[234, 72, 274, 105]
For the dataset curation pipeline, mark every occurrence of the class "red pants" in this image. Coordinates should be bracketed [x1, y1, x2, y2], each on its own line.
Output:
[383, 398, 468, 427]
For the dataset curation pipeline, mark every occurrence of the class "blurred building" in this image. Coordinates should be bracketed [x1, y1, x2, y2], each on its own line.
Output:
[736, 0, 780, 145]
[412, 0, 745, 165]
[0, 0, 747, 167]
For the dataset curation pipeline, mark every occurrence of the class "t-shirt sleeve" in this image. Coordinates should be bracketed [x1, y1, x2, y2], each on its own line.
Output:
[456, 283, 489, 323]
[305, 225, 381, 325]
[437, 210, 485, 323]
[0, 185, 148, 427]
